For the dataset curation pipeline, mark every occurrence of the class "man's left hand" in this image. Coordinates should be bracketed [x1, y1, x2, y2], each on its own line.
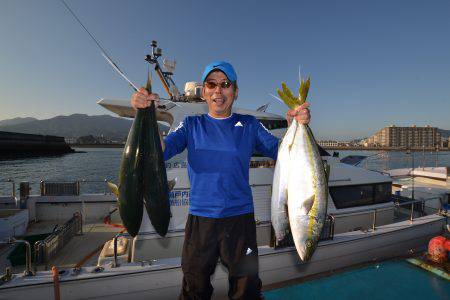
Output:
[286, 102, 310, 125]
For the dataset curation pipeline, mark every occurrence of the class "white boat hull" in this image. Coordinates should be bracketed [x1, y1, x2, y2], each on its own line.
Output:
[0, 214, 444, 300]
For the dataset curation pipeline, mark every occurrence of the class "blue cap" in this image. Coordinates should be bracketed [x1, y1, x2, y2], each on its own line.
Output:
[201, 61, 237, 82]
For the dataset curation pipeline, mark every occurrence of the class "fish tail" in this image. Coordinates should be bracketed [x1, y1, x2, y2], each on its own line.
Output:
[282, 82, 298, 104]
[299, 77, 310, 104]
[107, 182, 119, 198]
[277, 88, 296, 109]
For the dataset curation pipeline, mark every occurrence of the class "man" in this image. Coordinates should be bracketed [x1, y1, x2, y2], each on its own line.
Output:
[131, 61, 310, 299]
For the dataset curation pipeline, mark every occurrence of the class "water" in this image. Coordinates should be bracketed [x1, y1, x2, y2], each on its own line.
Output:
[264, 261, 450, 300]
[0, 148, 449, 195]
[336, 150, 450, 172]
[0, 148, 121, 195]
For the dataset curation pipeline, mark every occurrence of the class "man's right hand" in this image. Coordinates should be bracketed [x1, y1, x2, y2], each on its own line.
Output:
[130, 87, 160, 110]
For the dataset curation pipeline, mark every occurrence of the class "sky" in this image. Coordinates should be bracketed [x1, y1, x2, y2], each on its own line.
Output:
[0, 0, 449, 140]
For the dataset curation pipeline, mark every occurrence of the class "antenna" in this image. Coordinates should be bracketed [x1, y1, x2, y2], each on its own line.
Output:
[145, 41, 181, 100]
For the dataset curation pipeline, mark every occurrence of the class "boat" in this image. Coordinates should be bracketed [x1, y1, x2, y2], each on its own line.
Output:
[0, 43, 447, 299]
[387, 166, 450, 218]
[0, 159, 445, 299]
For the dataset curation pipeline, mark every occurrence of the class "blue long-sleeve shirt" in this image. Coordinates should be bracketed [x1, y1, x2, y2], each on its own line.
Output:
[163, 113, 279, 218]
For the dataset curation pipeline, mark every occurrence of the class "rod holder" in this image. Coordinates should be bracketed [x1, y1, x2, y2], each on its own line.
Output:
[112, 233, 127, 268]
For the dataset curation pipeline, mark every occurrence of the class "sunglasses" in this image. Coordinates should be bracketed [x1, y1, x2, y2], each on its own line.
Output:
[204, 80, 232, 89]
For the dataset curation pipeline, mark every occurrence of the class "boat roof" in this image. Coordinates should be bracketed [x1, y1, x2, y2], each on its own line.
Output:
[97, 98, 285, 121]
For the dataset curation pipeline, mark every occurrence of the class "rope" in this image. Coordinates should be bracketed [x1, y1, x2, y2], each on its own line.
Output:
[102, 209, 125, 229]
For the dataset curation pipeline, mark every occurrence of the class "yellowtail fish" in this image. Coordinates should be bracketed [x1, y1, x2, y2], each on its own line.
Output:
[272, 76, 328, 261]
[271, 119, 296, 242]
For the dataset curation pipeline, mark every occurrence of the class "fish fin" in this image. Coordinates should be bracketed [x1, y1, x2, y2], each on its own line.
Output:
[107, 182, 119, 198]
[287, 121, 298, 151]
[168, 178, 177, 191]
[284, 201, 289, 220]
[145, 67, 152, 93]
[324, 162, 331, 182]
[302, 194, 315, 214]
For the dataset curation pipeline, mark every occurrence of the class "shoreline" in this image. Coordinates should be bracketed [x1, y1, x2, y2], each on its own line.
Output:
[322, 146, 450, 152]
[70, 143, 125, 148]
[68, 144, 450, 151]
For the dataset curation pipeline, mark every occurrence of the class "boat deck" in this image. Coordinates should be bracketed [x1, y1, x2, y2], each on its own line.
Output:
[1, 206, 439, 275]
[0, 221, 122, 274]
[48, 222, 122, 268]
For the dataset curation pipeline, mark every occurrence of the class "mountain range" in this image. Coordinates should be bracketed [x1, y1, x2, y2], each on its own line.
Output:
[0, 114, 133, 140]
[0, 114, 448, 142]
[0, 117, 38, 127]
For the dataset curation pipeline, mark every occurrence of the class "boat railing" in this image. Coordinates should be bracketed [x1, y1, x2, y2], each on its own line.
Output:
[0, 179, 17, 199]
[392, 195, 443, 221]
[270, 214, 334, 249]
[328, 195, 444, 236]
[0, 238, 34, 279]
[40, 180, 80, 196]
[34, 212, 83, 269]
[0, 179, 113, 198]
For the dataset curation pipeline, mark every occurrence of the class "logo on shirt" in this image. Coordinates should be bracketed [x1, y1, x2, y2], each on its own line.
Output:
[234, 121, 243, 127]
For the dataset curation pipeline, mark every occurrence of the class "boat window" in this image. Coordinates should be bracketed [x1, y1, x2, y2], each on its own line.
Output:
[252, 152, 265, 158]
[253, 118, 330, 157]
[330, 182, 392, 209]
[253, 146, 330, 158]
[258, 119, 288, 130]
[374, 183, 392, 204]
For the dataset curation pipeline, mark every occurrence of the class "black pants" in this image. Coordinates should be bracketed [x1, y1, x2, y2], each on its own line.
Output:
[180, 213, 263, 300]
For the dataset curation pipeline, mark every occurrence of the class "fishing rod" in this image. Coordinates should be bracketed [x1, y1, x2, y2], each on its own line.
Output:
[59, 0, 180, 105]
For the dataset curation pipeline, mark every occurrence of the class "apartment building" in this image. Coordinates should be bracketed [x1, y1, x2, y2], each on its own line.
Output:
[364, 125, 441, 148]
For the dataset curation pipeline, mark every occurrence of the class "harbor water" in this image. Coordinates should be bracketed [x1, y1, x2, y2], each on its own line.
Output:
[1, 148, 450, 195]
[264, 260, 450, 300]
[0, 148, 121, 195]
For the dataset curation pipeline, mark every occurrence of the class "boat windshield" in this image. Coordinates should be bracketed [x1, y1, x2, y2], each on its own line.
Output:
[258, 119, 288, 130]
[330, 182, 392, 209]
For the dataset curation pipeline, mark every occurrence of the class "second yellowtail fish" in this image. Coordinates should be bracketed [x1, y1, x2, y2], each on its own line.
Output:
[271, 76, 329, 261]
